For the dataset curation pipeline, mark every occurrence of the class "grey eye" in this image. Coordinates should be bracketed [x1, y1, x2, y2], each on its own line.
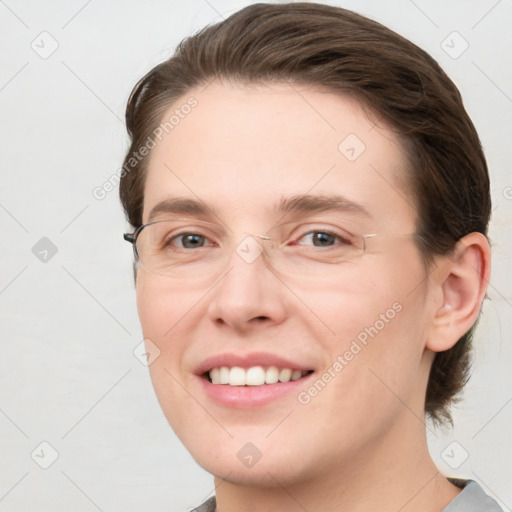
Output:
[174, 233, 208, 249]
[298, 231, 348, 247]
[311, 232, 336, 246]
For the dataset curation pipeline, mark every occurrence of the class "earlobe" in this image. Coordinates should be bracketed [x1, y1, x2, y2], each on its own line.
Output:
[426, 232, 491, 353]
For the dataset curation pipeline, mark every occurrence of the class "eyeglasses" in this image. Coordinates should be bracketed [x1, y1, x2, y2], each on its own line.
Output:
[123, 217, 418, 282]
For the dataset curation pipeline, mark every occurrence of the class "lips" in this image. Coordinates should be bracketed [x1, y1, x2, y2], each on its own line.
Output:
[193, 352, 316, 407]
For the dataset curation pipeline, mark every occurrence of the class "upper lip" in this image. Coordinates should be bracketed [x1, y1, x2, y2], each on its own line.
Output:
[195, 352, 314, 375]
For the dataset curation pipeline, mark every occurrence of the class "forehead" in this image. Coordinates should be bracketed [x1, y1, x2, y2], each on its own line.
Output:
[142, 80, 416, 231]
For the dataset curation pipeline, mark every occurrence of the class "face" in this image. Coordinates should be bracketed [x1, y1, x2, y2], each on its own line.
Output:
[136, 81, 435, 487]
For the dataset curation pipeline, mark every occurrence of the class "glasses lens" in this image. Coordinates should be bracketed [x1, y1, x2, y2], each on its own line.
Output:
[135, 219, 365, 281]
[267, 223, 364, 281]
[135, 219, 225, 279]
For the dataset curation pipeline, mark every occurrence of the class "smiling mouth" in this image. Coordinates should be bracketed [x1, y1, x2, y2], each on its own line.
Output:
[204, 366, 314, 386]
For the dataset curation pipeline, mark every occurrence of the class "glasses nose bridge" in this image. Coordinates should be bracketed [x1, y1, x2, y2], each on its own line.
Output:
[246, 232, 272, 244]
[233, 231, 278, 268]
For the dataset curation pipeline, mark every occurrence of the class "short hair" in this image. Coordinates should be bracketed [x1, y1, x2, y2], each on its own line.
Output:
[119, 2, 491, 425]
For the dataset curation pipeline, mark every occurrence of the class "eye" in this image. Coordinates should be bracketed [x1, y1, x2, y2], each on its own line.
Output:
[169, 232, 211, 249]
[295, 230, 351, 248]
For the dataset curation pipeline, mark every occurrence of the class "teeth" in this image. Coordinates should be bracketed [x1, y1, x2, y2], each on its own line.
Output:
[219, 366, 230, 384]
[265, 366, 279, 384]
[208, 366, 311, 386]
[229, 367, 246, 386]
[210, 367, 220, 384]
[279, 368, 292, 382]
[246, 366, 265, 386]
[291, 370, 302, 381]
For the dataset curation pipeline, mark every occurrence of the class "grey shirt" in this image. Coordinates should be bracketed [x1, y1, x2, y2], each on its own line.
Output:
[190, 479, 504, 512]
[443, 479, 503, 512]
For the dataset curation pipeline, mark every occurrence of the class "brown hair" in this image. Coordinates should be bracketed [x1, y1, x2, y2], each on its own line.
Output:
[119, 2, 491, 425]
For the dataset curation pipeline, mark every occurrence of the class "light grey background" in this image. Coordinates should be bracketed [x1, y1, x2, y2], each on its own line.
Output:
[1, 0, 511, 510]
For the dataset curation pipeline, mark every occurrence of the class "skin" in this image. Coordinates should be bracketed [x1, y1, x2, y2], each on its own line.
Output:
[135, 80, 490, 512]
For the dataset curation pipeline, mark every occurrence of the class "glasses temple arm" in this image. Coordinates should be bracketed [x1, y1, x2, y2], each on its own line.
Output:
[123, 233, 136, 244]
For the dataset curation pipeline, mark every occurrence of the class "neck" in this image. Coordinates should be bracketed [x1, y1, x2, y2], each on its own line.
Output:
[213, 415, 460, 512]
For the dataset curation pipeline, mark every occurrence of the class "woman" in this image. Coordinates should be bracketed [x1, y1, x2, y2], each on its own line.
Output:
[120, 3, 502, 511]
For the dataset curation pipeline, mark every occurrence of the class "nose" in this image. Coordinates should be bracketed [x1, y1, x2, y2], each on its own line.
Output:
[206, 236, 287, 333]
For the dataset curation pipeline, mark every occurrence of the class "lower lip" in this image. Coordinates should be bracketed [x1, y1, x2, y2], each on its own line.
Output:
[198, 374, 314, 408]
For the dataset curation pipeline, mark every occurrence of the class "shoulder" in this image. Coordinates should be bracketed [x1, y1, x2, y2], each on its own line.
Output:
[188, 496, 216, 512]
[443, 479, 504, 512]
[187, 482, 505, 512]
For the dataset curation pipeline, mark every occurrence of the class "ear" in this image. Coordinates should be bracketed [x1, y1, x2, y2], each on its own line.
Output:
[426, 232, 491, 352]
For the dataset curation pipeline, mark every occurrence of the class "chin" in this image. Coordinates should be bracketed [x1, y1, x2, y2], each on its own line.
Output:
[198, 453, 311, 488]
[180, 431, 321, 489]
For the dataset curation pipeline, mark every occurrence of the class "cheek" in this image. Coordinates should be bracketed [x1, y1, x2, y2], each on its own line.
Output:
[135, 275, 200, 432]
[136, 279, 162, 337]
[309, 255, 429, 399]
[135, 276, 192, 387]
[136, 274, 199, 343]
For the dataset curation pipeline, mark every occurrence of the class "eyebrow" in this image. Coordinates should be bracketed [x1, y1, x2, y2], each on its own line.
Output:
[146, 193, 371, 223]
[276, 193, 370, 218]
[148, 197, 211, 221]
